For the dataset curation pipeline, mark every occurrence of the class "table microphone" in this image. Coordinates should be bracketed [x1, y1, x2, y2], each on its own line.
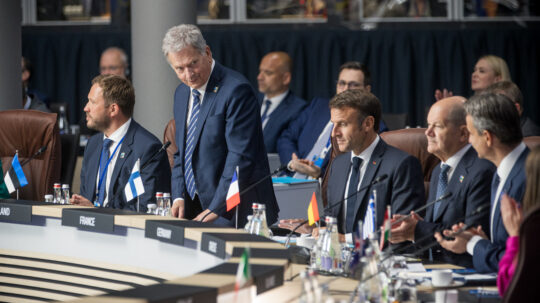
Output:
[20, 145, 47, 166]
[282, 174, 388, 247]
[198, 165, 289, 222]
[140, 141, 171, 170]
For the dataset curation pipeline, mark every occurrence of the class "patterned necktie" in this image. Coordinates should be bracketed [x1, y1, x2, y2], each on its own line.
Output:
[185, 90, 201, 200]
[490, 173, 501, 240]
[433, 164, 451, 220]
[345, 157, 363, 233]
[260, 99, 272, 126]
[97, 138, 113, 207]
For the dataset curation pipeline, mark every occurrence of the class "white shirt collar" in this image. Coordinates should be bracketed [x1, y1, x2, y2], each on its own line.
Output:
[191, 59, 216, 98]
[23, 96, 32, 110]
[350, 135, 380, 164]
[497, 142, 527, 180]
[442, 144, 471, 178]
[264, 90, 288, 107]
[104, 118, 131, 143]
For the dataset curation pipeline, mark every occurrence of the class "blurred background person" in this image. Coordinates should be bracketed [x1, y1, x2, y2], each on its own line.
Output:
[22, 56, 51, 111]
[99, 47, 129, 78]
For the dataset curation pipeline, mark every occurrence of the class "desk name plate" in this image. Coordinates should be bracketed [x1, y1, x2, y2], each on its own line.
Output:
[0, 199, 36, 223]
[145, 220, 185, 245]
[62, 208, 115, 233]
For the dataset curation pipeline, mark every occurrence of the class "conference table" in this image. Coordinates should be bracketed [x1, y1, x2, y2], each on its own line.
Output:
[0, 198, 500, 302]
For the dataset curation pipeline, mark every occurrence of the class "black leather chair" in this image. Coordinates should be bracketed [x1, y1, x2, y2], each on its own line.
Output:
[60, 132, 80, 187]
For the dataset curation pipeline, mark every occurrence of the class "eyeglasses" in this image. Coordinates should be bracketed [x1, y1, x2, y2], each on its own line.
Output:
[336, 80, 364, 89]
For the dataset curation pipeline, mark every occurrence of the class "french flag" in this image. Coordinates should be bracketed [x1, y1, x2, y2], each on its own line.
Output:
[226, 167, 240, 211]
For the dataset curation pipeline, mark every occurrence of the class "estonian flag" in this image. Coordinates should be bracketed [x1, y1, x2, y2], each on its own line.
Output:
[3, 154, 28, 194]
[124, 159, 145, 202]
[226, 167, 240, 211]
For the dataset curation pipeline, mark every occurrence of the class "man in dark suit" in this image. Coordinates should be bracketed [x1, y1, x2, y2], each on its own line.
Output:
[484, 81, 540, 137]
[278, 62, 388, 179]
[257, 51, 307, 153]
[436, 93, 529, 273]
[389, 97, 495, 267]
[163, 24, 279, 226]
[280, 90, 423, 241]
[70, 75, 171, 212]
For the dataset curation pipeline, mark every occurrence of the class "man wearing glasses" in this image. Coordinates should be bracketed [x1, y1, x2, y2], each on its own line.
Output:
[277, 61, 387, 179]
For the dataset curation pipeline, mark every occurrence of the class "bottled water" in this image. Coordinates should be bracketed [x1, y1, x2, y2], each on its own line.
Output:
[248, 203, 273, 238]
[61, 184, 70, 205]
[310, 229, 326, 270]
[320, 216, 342, 273]
[155, 192, 163, 215]
[244, 215, 253, 232]
[58, 105, 70, 134]
[53, 183, 62, 204]
[162, 193, 171, 216]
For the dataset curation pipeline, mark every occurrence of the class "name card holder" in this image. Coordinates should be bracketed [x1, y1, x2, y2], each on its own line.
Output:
[0, 199, 49, 223]
[201, 233, 276, 259]
[145, 220, 227, 246]
[202, 262, 284, 294]
[62, 208, 139, 233]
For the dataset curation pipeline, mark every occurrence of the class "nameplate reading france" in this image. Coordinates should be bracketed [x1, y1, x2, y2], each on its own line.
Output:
[0, 199, 32, 223]
[61, 208, 114, 233]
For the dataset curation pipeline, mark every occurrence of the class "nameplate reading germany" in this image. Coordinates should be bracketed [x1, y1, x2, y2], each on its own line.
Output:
[61, 208, 114, 233]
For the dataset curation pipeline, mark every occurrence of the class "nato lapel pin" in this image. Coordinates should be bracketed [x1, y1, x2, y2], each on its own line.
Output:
[213, 86, 219, 93]
[120, 152, 125, 159]
[459, 175, 464, 183]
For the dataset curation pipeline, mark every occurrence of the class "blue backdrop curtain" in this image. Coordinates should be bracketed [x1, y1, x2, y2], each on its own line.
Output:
[22, 24, 540, 128]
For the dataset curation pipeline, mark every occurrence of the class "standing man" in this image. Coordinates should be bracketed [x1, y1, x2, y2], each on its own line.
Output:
[435, 93, 529, 273]
[389, 97, 495, 267]
[257, 51, 307, 153]
[163, 24, 279, 226]
[70, 75, 171, 212]
[99, 47, 129, 78]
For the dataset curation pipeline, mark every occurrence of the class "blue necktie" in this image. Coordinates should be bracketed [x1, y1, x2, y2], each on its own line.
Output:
[97, 138, 113, 207]
[185, 90, 201, 200]
[345, 157, 362, 233]
[433, 164, 451, 220]
[490, 173, 501, 239]
[260, 99, 272, 126]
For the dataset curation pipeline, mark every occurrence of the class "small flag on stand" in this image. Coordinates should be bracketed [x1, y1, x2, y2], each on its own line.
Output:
[307, 192, 319, 226]
[379, 205, 391, 251]
[235, 247, 251, 291]
[4, 153, 28, 194]
[362, 190, 377, 239]
[124, 159, 145, 201]
[226, 167, 240, 211]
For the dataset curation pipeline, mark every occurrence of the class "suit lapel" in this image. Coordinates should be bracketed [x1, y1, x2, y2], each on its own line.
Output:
[108, 122, 135, 200]
[348, 140, 384, 232]
[176, 86, 190, 158]
[190, 64, 224, 151]
[425, 165, 440, 221]
[86, 138, 102, 201]
[331, 154, 351, 218]
[264, 92, 291, 136]
[433, 148, 473, 222]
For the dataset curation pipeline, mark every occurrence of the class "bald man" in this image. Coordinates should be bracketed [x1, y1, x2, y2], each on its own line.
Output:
[100, 47, 129, 78]
[390, 97, 495, 267]
[257, 51, 307, 153]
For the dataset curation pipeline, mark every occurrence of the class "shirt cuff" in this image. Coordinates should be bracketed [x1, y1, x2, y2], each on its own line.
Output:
[345, 233, 353, 245]
[466, 235, 483, 255]
[173, 198, 184, 205]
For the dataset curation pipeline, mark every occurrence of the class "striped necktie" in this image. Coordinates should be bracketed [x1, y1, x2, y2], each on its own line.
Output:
[97, 138, 113, 206]
[185, 90, 201, 200]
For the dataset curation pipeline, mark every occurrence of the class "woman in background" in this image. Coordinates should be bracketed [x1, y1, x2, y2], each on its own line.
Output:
[497, 146, 540, 296]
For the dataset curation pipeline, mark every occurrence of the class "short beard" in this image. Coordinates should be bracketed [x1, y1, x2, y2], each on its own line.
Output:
[87, 115, 111, 133]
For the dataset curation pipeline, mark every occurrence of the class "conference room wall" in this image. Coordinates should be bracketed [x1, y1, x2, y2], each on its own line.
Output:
[22, 23, 540, 130]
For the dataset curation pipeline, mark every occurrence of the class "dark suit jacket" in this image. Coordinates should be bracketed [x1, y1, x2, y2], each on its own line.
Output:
[521, 116, 540, 137]
[28, 94, 50, 113]
[325, 139, 425, 234]
[80, 120, 171, 212]
[277, 97, 330, 165]
[472, 146, 529, 273]
[172, 61, 279, 226]
[415, 147, 495, 267]
[258, 91, 307, 153]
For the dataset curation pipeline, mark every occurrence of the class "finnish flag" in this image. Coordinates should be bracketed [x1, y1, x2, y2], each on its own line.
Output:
[124, 159, 145, 202]
[4, 153, 28, 194]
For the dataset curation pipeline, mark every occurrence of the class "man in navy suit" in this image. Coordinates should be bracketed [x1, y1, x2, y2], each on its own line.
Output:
[280, 90, 423, 242]
[436, 93, 529, 273]
[389, 97, 495, 267]
[257, 51, 307, 153]
[279, 62, 386, 179]
[162, 24, 279, 226]
[70, 75, 171, 212]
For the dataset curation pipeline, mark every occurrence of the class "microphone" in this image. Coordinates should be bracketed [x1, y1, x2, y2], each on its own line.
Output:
[282, 174, 388, 247]
[199, 165, 288, 222]
[20, 145, 47, 166]
[140, 141, 171, 170]
[390, 192, 453, 227]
